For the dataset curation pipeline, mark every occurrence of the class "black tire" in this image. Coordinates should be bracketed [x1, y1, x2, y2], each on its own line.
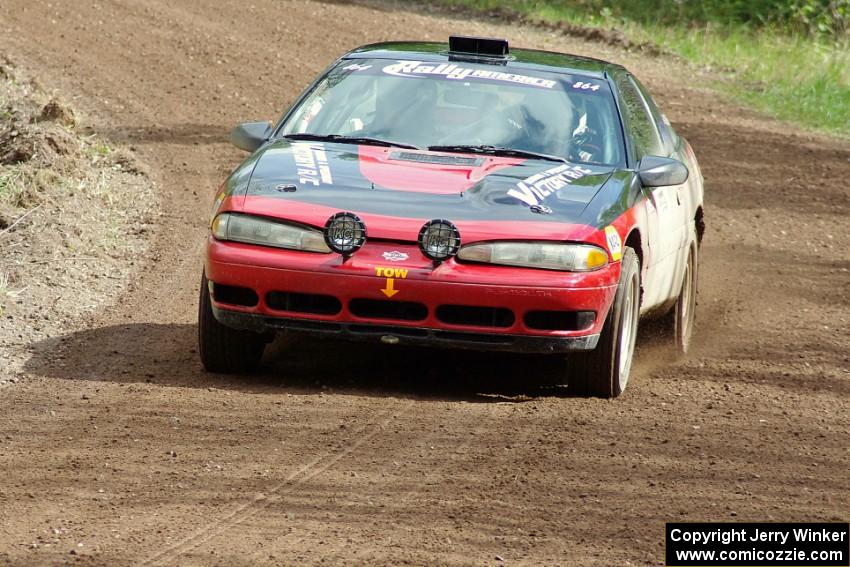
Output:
[571, 247, 641, 398]
[660, 238, 699, 357]
[198, 273, 265, 373]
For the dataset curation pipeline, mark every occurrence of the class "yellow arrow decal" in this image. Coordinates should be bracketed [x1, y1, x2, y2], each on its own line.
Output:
[381, 278, 399, 298]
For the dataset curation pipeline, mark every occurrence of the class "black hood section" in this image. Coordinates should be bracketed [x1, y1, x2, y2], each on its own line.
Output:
[244, 139, 616, 224]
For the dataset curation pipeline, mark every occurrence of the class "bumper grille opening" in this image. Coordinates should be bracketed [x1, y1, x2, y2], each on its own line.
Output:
[349, 298, 427, 321]
[212, 283, 259, 307]
[266, 291, 342, 315]
[524, 310, 595, 331]
[436, 304, 514, 328]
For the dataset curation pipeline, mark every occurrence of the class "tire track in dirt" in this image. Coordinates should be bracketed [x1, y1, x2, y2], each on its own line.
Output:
[141, 407, 398, 566]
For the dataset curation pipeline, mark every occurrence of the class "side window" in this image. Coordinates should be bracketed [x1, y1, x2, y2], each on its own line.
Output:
[632, 76, 678, 155]
[655, 112, 678, 155]
[614, 73, 665, 160]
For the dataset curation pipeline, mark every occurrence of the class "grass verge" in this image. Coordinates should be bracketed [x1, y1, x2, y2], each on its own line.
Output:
[428, 0, 850, 137]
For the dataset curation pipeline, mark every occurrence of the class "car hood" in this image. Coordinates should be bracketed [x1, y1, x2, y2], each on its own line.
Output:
[233, 139, 617, 241]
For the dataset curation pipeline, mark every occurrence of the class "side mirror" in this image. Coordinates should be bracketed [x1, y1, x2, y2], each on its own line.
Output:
[231, 121, 272, 152]
[638, 156, 689, 187]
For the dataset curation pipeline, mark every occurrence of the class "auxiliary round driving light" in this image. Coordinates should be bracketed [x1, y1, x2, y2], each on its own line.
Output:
[418, 219, 461, 263]
[324, 212, 367, 257]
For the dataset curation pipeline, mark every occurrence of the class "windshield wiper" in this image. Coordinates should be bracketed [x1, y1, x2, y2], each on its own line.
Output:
[427, 145, 567, 163]
[284, 133, 420, 150]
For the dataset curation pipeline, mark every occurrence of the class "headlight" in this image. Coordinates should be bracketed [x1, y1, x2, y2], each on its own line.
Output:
[457, 242, 609, 271]
[211, 213, 331, 253]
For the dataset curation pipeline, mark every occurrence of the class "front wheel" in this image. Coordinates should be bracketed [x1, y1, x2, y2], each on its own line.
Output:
[571, 247, 641, 398]
[198, 273, 266, 373]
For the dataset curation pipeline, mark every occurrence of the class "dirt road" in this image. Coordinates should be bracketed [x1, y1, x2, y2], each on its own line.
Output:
[1, 1, 848, 565]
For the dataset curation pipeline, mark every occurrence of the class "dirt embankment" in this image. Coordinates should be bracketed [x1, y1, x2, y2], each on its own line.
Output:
[0, 1, 847, 565]
[0, 57, 156, 383]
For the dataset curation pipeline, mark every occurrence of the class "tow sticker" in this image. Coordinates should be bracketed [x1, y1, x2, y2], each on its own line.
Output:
[375, 266, 407, 299]
[604, 226, 623, 261]
[375, 267, 408, 279]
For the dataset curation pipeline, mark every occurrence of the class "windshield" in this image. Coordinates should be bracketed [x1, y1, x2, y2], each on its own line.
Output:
[279, 58, 625, 167]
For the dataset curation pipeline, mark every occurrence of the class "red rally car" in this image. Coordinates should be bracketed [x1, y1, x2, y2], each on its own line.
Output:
[199, 36, 705, 398]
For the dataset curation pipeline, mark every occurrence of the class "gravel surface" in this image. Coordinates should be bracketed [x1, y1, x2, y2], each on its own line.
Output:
[0, 1, 848, 565]
[0, 57, 155, 387]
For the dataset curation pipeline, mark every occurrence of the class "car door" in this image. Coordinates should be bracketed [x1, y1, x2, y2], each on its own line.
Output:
[614, 73, 688, 310]
[633, 77, 700, 237]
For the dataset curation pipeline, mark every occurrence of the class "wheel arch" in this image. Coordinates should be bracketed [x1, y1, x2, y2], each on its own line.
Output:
[623, 227, 644, 304]
[694, 205, 705, 246]
[624, 228, 643, 266]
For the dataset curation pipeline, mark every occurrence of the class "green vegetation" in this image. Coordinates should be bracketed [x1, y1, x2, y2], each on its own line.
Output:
[514, 0, 849, 37]
[430, 0, 850, 136]
[649, 25, 849, 136]
[88, 140, 112, 158]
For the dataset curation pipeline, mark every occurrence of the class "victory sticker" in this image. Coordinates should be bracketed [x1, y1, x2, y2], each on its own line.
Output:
[292, 142, 333, 187]
[604, 226, 623, 261]
[507, 163, 594, 207]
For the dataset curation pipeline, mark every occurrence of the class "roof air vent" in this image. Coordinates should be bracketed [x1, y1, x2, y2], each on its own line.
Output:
[448, 36, 509, 60]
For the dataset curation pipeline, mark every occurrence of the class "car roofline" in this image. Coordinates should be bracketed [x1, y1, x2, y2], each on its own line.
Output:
[342, 40, 625, 79]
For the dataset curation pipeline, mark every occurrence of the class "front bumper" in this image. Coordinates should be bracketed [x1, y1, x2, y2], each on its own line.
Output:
[204, 238, 619, 353]
[213, 306, 599, 353]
